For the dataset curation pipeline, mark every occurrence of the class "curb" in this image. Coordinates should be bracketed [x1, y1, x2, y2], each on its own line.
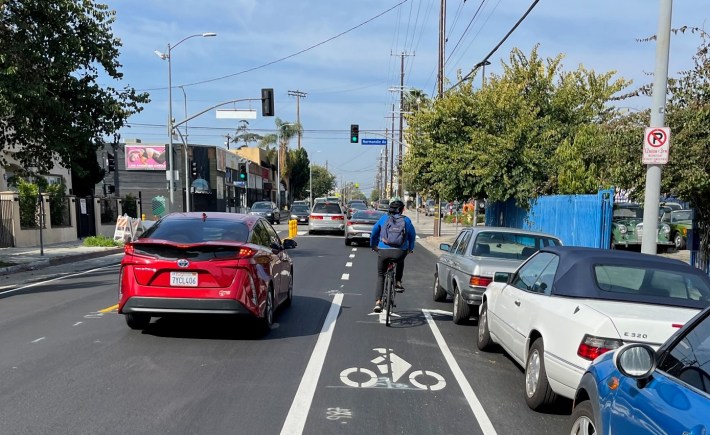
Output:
[47, 248, 123, 267]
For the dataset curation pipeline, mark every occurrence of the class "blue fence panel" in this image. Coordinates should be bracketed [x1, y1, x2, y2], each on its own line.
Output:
[485, 189, 614, 248]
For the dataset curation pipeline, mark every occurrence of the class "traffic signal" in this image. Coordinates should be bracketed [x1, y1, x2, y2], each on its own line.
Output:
[191, 160, 197, 177]
[238, 163, 247, 181]
[261, 88, 274, 117]
[107, 153, 116, 172]
[350, 124, 359, 143]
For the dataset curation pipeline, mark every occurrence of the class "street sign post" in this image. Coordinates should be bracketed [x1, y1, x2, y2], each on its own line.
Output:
[642, 127, 670, 164]
[361, 138, 387, 145]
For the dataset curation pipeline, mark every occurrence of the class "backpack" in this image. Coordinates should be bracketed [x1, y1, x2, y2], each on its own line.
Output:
[381, 215, 407, 247]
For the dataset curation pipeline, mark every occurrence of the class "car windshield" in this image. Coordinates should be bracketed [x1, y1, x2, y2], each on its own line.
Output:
[140, 218, 250, 243]
[349, 203, 367, 209]
[352, 210, 384, 220]
[595, 265, 710, 303]
[251, 202, 271, 210]
[313, 203, 342, 214]
[472, 232, 561, 260]
[614, 206, 643, 218]
[292, 205, 309, 213]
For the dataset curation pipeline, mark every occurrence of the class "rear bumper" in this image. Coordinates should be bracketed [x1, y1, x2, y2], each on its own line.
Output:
[461, 285, 486, 305]
[309, 222, 345, 231]
[121, 297, 252, 316]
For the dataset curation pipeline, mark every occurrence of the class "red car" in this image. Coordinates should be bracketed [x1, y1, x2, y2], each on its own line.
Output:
[118, 212, 297, 334]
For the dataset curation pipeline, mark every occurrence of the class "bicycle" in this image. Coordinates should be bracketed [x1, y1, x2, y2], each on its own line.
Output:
[382, 260, 397, 326]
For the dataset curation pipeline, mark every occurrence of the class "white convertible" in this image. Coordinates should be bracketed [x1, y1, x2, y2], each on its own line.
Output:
[477, 245, 710, 411]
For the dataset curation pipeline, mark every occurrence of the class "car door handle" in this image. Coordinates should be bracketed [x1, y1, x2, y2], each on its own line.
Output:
[514, 300, 521, 306]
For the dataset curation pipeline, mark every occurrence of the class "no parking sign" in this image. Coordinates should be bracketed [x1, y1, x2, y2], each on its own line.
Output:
[642, 127, 670, 164]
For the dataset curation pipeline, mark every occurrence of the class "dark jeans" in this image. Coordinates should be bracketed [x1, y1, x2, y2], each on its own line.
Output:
[375, 248, 408, 301]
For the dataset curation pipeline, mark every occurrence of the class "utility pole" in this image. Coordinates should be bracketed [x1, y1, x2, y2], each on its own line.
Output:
[224, 133, 232, 150]
[395, 52, 413, 199]
[288, 90, 307, 149]
[434, 0, 446, 237]
[113, 133, 120, 197]
[383, 128, 389, 197]
[390, 106, 395, 198]
[641, 0, 673, 255]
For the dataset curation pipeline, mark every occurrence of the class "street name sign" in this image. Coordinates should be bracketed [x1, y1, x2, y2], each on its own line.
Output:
[361, 138, 387, 145]
[642, 127, 670, 164]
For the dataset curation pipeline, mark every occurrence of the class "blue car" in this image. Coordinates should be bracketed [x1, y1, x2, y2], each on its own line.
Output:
[569, 304, 710, 434]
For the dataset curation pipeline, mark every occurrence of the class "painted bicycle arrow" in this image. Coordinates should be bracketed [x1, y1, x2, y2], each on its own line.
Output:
[339, 348, 446, 391]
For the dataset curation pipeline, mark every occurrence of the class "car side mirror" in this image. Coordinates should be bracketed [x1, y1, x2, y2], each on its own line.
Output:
[493, 271, 510, 283]
[614, 344, 656, 384]
[439, 243, 451, 252]
[283, 238, 297, 249]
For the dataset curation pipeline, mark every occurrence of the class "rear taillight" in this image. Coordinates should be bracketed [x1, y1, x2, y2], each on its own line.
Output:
[332, 216, 344, 220]
[469, 275, 492, 287]
[347, 221, 353, 226]
[311, 215, 323, 220]
[124, 243, 134, 255]
[237, 247, 256, 258]
[577, 334, 623, 361]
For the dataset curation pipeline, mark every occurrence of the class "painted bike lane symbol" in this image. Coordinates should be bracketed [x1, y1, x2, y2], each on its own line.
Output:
[339, 348, 446, 391]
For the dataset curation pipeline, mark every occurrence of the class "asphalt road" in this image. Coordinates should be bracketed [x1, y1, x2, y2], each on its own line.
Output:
[0, 225, 572, 435]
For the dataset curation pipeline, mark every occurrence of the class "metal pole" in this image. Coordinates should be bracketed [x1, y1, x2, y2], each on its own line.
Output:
[181, 86, 190, 213]
[38, 182, 44, 255]
[641, 0, 672, 255]
[309, 163, 312, 207]
[167, 42, 175, 213]
[277, 129, 281, 209]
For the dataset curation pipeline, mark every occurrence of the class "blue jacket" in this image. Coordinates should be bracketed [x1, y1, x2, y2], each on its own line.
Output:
[370, 213, 416, 251]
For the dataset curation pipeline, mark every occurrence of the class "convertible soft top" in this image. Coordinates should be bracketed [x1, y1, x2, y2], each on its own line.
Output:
[539, 246, 710, 309]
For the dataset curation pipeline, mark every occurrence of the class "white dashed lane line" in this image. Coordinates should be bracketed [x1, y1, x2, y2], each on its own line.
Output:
[345, 262, 352, 267]
[341, 274, 350, 280]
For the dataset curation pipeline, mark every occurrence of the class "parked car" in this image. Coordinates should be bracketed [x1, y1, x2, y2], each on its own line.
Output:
[118, 212, 297, 333]
[569, 303, 710, 434]
[610, 203, 674, 252]
[308, 202, 346, 234]
[290, 204, 310, 225]
[345, 209, 385, 246]
[478, 245, 710, 411]
[346, 201, 368, 219]
[249, 201, 282, 224]
[435, 227, 562, 324]
[661, 208, 693, 250]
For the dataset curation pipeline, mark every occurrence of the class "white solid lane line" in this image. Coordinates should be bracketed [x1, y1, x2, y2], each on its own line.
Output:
[280, 293, 344, 435]
[422, 309, 498, 435]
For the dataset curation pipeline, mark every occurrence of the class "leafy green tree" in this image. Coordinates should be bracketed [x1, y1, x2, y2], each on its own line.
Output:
[259, 118, 302, 189]
[287, 147, 310, 202]
[0, 1, 148, 174]
[310, 164, 335, 199]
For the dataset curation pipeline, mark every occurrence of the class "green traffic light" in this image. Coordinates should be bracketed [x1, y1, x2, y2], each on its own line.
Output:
[351, 136, 358, 143]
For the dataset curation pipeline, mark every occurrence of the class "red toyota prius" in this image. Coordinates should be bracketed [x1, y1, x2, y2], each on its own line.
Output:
[118, 212, 296, 334]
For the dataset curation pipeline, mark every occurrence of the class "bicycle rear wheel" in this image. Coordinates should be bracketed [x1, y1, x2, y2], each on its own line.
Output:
[384, 270, 395, 326]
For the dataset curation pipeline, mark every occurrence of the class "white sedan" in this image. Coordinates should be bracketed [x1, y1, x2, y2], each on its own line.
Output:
[477, 245, 710, 411]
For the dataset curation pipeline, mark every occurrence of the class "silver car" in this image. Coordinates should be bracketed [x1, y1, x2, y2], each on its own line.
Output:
[308, 202, 346, 234]
[434, 227, 562, 324]
[345, 209, 385, 246]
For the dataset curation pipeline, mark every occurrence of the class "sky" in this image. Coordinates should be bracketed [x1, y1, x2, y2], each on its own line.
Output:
[105, 0, 708, 196]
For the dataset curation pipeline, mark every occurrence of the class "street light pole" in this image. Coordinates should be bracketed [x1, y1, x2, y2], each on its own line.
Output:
[157, 32, 216, 213]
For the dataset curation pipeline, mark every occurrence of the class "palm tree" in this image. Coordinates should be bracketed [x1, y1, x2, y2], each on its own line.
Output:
[232, 120, 262, 148]
[403, 88, 430, 115]
[259, 118, 302, 192]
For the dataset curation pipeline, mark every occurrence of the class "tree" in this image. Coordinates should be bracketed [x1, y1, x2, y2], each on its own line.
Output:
[231, 120, 262, 149]
[259, 118, 302, 186]
[309, 164, 335, 199]
[0, 1, 149, 174]
[287, 147, 310, 202]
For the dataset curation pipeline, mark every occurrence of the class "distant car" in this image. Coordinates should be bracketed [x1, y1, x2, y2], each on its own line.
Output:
[569, 303, 710, 434]
[478, 245, 710, 411]
[118, 212, 297, 333]
[249, 201, 281, 224]
[346, 201, 368, 219]
[292, 200, 309, 207]
[377, 199, 390, 211]
[661, 208, 693, 250]
[290, 204, 310, 225]
[308, 202, 346, 235]
[610, 203, 674, 252]
[435, 227, 562, 324]
[345, 209, 385, 246]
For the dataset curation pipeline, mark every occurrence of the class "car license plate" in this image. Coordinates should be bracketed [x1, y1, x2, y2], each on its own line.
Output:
[170, 271, 198, 287]
[299, 218, 306, 221]
[324, 216, 332, 220]
[361, 232, 370, 237]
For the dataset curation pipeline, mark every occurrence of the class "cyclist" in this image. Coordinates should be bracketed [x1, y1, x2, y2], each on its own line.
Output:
[370, 199, 416, 313]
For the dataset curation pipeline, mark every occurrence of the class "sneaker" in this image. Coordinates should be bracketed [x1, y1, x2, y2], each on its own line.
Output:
[373, 302, 382, 313]
[395, 282, 405, 293]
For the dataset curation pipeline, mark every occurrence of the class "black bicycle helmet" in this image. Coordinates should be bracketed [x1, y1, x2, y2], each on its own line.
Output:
[389, 199, 405, 214]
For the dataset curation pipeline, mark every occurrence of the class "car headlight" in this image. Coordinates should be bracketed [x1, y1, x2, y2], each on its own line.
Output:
[266, 212, 272, 216]
[618, 224, 627, 234]
[661, 224, 670, 234]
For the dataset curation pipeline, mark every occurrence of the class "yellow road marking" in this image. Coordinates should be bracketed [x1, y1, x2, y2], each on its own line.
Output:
[99, 304, 118, 313]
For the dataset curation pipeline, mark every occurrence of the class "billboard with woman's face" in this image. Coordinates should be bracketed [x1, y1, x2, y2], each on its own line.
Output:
[125, 145, 167, 170]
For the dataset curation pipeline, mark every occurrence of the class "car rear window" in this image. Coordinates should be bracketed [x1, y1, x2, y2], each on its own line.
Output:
[313, 203, 342, 214]
[352, 210, 384, 220]
[292, 205, 309, 213]
[594, 265, 710, 302]
[472, 232, 561, 260]
[140, 219, 250, 243]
